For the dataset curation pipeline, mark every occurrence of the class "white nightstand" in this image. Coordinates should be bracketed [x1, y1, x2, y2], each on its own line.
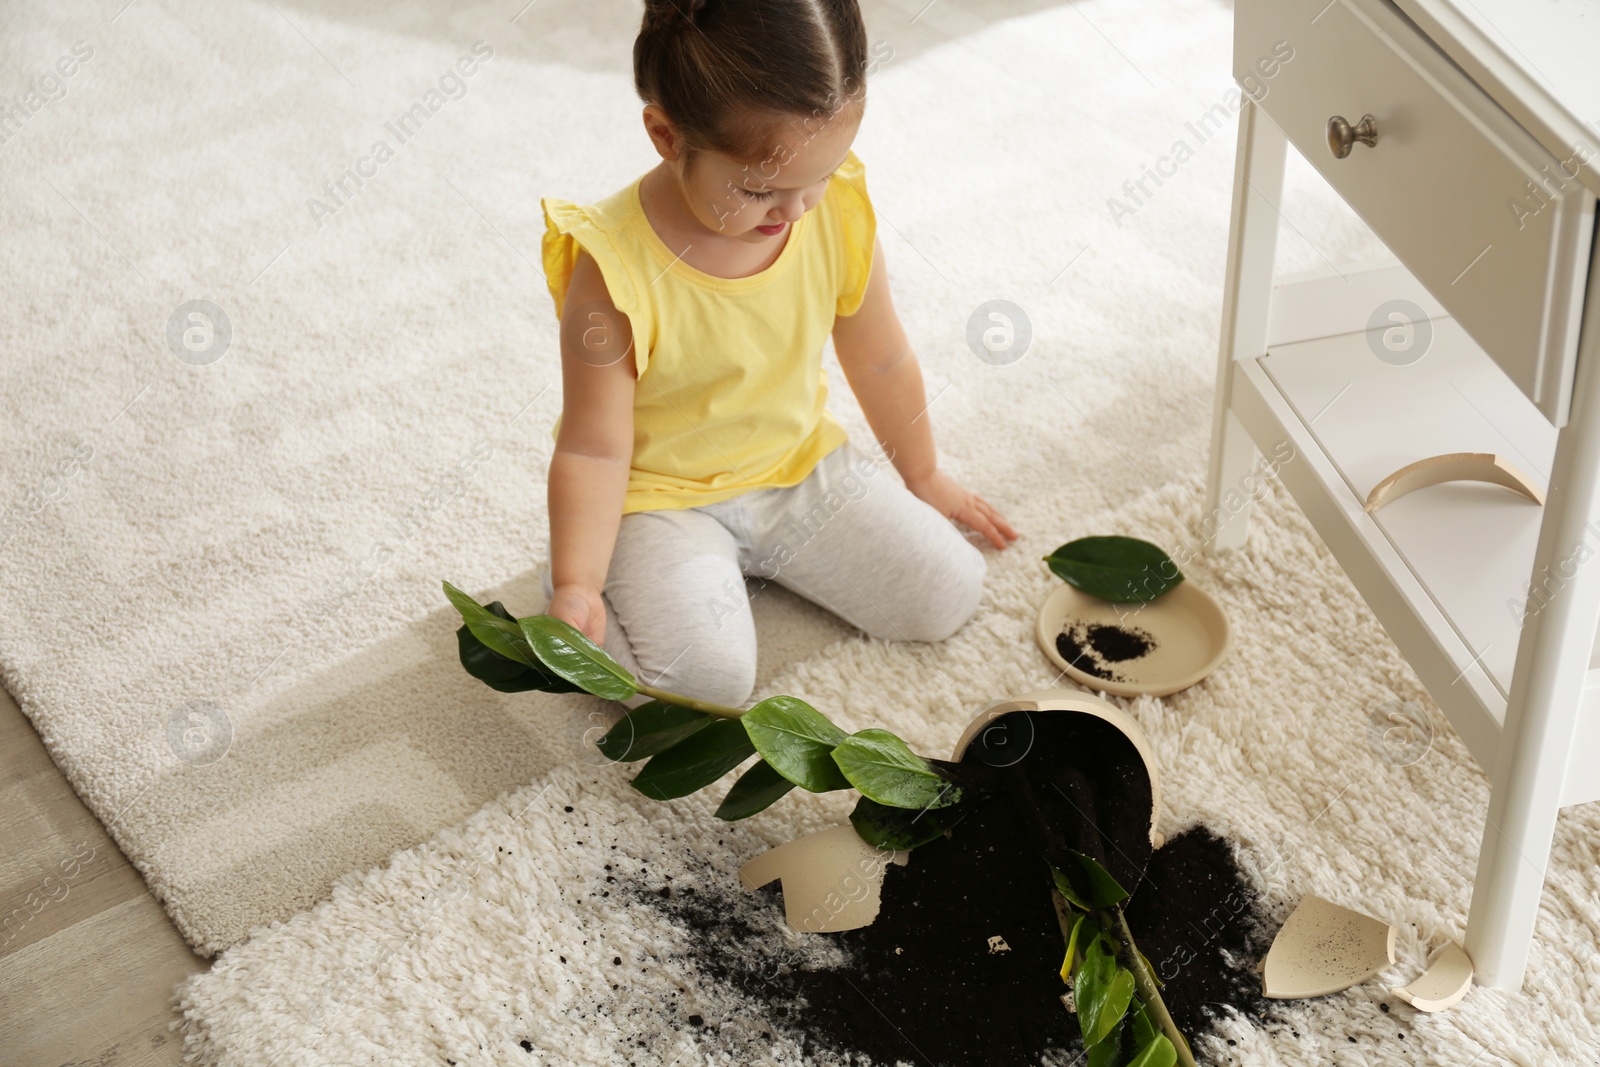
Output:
[1207, 0, 1600, 992]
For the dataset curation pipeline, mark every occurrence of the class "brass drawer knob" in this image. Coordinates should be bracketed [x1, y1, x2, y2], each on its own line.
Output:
[1327, 113, 1378, 158]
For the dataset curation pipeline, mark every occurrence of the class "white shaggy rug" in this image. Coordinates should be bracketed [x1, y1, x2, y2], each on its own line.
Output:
[171, 473, 1600, 1066]
[0, 0, 1388, 956]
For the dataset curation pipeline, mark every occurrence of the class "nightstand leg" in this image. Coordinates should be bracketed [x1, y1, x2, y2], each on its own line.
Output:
[1206, 100, 1286, 552]
[1465, 255, 1600, 990]
[1207, 411, 1259, 552]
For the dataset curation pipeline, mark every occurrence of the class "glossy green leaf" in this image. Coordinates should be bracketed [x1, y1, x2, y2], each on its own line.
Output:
[1076, 934, 1136, 1049]
[1052, 849, 1130, 911]
[456, 616, 524, 683]
[831, 729, 962, 810]
[848, 795, 969, 851]
[1061, 911, 1103, 983]
[443, 581, 539, 667]
[715, 759, 797, 821]
[1043, 535, 1183, 603]
[1085, 1017, 1124, 1067]
[453, 598, 586, 694]
[1127, 1034, 1177, 1067]
[741, 695, 850, 792]
[630, 719, 755, 801]
[1129, 1000, 1158, 1049]
[596, 702, 713, 763]
[518, 614, 636, 701]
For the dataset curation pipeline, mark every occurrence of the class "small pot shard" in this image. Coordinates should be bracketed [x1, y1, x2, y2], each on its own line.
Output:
[1261, 893, 1398, 999]
[1391, 941, 1474, 1012]
[1363, 452, 1545, 512]
[738, 824, 909, 933]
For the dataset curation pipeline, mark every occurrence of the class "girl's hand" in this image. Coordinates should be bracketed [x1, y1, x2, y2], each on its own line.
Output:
[548, 583, 609, 646]
[905, 469, 1020, 550]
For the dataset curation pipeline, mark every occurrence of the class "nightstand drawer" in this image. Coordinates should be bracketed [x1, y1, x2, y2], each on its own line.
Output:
[1236, 0, 1594, 425]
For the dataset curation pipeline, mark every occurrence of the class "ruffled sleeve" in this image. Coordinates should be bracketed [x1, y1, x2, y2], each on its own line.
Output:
[829, 148, 877, 317]
[540, 196, 651, 381]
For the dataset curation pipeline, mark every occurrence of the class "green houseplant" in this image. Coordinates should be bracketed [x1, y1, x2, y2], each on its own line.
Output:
[443, 533, 1194, 1067]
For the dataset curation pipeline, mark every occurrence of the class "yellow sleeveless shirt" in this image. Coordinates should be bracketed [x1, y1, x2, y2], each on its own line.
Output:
[540, 148, 875, 514]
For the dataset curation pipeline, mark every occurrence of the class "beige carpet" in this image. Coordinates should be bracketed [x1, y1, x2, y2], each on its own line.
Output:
[0, 0, 1447, 977]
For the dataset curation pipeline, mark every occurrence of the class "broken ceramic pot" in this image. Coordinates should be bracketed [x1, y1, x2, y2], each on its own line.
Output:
[951, 687, 1164, 867]
[1364, 452, 1545, 512]
[737, 824, 909, 933]
[1392, 940, 1474, 1012]
[740, 688, 1164, 932]
[1260, 893, 1398, 999]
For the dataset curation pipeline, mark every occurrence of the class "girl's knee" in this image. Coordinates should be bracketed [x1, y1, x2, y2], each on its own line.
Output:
[888, 538, 986, 643]
[636, 633, 758, 709]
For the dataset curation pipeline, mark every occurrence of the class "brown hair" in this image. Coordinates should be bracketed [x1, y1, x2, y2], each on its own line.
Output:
[634, 0, 869, 173]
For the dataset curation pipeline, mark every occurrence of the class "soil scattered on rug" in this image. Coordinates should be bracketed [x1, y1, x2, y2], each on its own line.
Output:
[625, 712, 1275, 1066]
[1057, 621, 1157, 682]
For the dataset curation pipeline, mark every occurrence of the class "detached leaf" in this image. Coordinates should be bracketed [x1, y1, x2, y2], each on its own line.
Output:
[443, 581, 539, 667]
[1076, 934, 1136, 1048]
[518, 614, 636, 701]
[596, 702, 713, 763]
[630, 719, 755, 801]
[849, 795, 969, 851]
[715, 760, 797, 821]
[1043, 535, 1183, 603]
[831, 729, 963, 810]
[1052, 849, 1130, 911]
[1127, 1034, 1177, 1067]
[741, 695, 850, 792]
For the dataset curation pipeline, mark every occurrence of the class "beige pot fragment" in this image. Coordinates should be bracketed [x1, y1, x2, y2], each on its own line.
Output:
[1364, 452, 1545, 512]
[1392, 941, 1474, 1012]
[738, 824, 908, 933]
[1261, 893, 1398, 999]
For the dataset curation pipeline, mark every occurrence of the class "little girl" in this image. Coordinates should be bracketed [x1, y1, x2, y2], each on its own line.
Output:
[537, 0, 1018, 710]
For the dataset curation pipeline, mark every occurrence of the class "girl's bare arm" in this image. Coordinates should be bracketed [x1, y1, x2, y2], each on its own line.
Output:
[832, 235, 1019, 550]
[547, 249, 637, 642]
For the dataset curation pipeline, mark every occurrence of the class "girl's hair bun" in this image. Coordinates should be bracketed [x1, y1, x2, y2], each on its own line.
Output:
[643, 0, 709, 31]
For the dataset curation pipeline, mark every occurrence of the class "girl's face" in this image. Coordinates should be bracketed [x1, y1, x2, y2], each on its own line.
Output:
[651, 106, 862, 243]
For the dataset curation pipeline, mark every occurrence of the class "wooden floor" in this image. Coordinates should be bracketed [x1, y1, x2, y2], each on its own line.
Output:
[0, 681, 207, 1066]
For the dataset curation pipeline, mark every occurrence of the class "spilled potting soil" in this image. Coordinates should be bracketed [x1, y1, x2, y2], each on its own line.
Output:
[622, 711, 1277, 1066]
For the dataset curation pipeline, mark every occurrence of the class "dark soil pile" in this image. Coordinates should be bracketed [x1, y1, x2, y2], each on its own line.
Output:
[629, 711, 1274, 1066]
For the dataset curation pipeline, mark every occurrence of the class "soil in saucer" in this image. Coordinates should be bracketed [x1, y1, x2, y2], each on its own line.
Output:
[1057, 622, 1158, 683]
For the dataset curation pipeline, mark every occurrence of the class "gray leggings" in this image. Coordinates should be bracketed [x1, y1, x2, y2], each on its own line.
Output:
[539, 440, 987, 709]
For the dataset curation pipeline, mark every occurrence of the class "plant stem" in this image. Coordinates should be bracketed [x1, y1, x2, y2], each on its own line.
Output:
[634, 683, 746, 720]
[1107, 904, 1196, 1067]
